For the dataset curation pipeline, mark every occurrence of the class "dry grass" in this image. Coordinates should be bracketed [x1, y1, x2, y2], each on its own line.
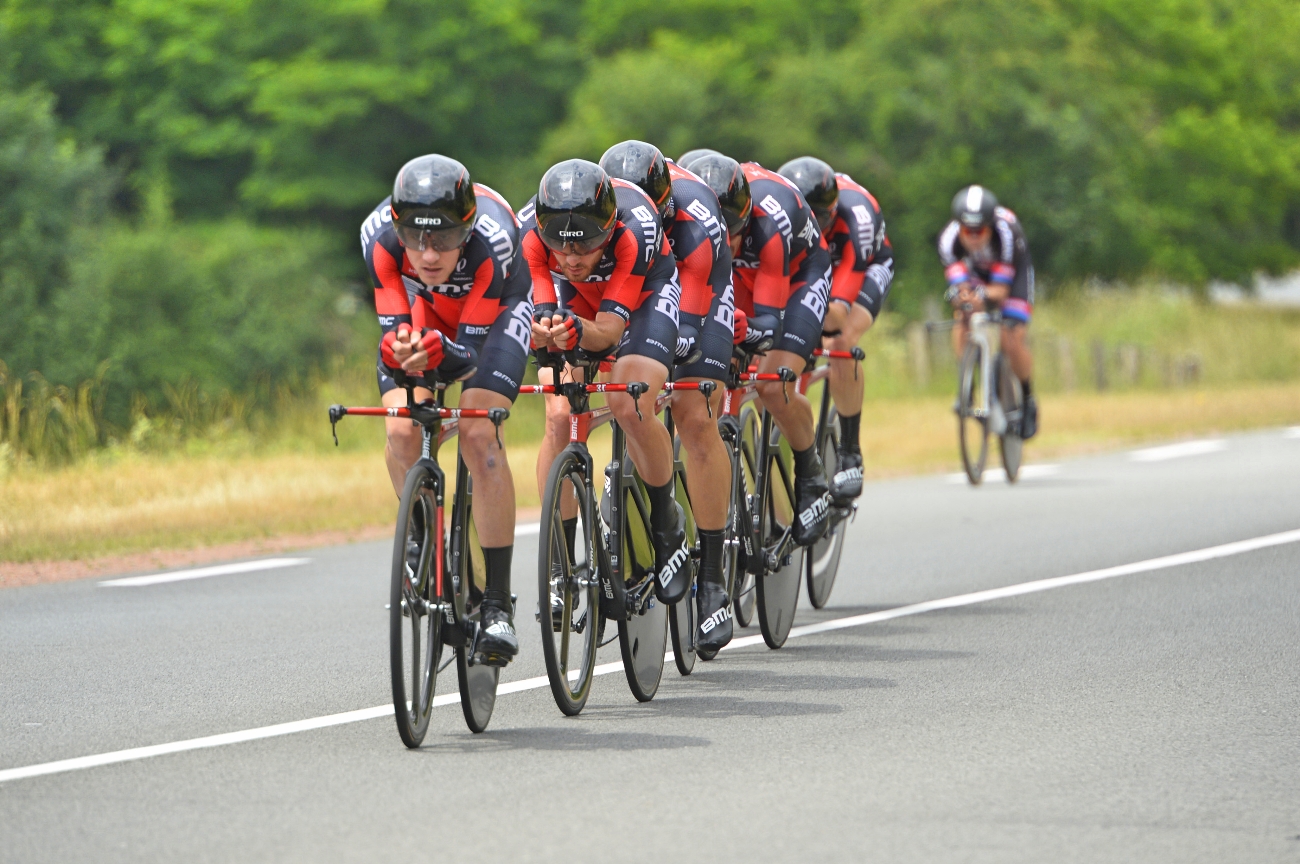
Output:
[2, 383, 1298, 566]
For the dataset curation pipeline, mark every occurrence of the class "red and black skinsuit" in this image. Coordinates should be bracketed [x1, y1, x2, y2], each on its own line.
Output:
[362, 183, 534, 398]
[825, 173, 894, 319]
[937, 206, 1035, 324]
[732, 163, 833, 363]
[519, 180, 681, 368]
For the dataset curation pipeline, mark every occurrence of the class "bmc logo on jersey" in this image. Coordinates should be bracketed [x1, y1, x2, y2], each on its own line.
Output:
[758, 195, 792, 240]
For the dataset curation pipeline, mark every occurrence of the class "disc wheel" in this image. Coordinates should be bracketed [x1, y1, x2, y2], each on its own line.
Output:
[807, 407, 848, 609]
[618, 478, 668, 702]
[732, 403, 762, 628]
[667, 437, 697, 676]
[537, 450, 600, 716]
[390, 464, 443, 748]
[755, 421, 803, 649]
[958, 341, 989, 485]
[454, 475, 499, 734]
[996, 354, 1024, 483]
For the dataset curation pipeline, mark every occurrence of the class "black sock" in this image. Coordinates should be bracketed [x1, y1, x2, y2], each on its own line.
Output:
[483, 545, 513, 608]
[1022, 378, 1033, 398]
[561, 517, 578, 562]
[838, 412, 861, 454]
[792, 444, 820, 477]
[698, 529, 725, 586]
[645, 479, 677, 532]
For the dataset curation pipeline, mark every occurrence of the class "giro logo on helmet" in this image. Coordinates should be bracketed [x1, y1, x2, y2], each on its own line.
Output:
[413, 216, 443, 226]
[558, 229, 587, 238]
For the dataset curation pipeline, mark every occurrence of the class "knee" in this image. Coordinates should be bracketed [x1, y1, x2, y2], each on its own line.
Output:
[387, 421, 420, 455]
[608, 393, 642, 428]
[673, 400, 717, 445]
[460, 422, 505, 470]
[544, 400, 570, 438]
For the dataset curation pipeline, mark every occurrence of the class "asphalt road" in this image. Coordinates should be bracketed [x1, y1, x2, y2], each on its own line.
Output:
[3, 428, 1300, 863]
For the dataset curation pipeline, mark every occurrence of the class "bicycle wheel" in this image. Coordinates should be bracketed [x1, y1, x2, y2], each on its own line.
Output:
[732, 402, 762, 627]
[958, 342, 989, 485]
[538, 449, 600, 716]
[667, 436, 698, 676]
[454, 472, 499, 734]
[755, 420, 804, 649]
[618, 477, 668, 702]
[807, 406, 848, 609]
[390, 463, 443, 748]
[996, 354, 1024, 483]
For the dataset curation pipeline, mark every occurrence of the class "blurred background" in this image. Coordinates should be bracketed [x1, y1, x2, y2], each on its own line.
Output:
[3, 0, 1300, 567]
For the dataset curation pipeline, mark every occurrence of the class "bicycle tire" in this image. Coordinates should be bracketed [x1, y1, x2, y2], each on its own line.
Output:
[807, 406, 847, 609]
[537, 450, 600, 716]
[618, 475, 668, 702]
[958, 342, 989, 485]
[732, 403, 762, 627]
[667, 435, 698, 676]
[454, 472, 499, 734]
[390, 463, 443, 748]
[755, 418, 803, 649]
[996, 354, 1024, 483]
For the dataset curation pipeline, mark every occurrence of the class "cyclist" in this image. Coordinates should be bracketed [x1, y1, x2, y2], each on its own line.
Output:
[600, 140, 736, 651]
[521, 159, 692, 607]
[362, 154, 533, 666]
[689, 153, 835, 547]
[938, 185, 1038, 438]
[778, 157, 894, 505]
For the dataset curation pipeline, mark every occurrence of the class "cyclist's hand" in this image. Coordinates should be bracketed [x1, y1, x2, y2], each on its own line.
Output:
[732, 308, 748, 345]
[380, 324, 415, 368]
[402, 328, 445, 372]
[549, 311, 584, 351]
[531, 307, 556, 350]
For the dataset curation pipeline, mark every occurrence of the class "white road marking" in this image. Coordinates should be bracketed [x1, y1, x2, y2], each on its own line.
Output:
[515, 522, 541, 537]
[1130, 439, 1227, 462]
[1284, 427, 1300, 439]
[946, 464, 1060, 484]
[9, 526, 1299, 785]
[99, 558, 311, 588]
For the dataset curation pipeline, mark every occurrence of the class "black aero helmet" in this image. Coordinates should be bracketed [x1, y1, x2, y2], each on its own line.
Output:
[952, 185, 999, 230]
[678, 148, 720, 170]
[535, 159, 618, 255]
[778, 156, 839, 232]
[390, 154, 477, 252]
[689, 154, 751, 238]
[600, 140, 672, 219]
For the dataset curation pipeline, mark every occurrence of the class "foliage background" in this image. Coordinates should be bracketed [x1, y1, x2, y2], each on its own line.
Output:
[2, 0, 1300, 460]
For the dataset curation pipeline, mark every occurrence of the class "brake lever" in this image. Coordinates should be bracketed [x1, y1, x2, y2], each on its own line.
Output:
[699, 380, 716, 418]
[626, 382, 648, 421]
[777, 367, 796, 403]
[328, 405, 346, 446]
[487, 407, 510, 449]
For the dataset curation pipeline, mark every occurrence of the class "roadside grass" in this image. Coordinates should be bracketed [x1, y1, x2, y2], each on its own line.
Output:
[3, 382, 1297, 565]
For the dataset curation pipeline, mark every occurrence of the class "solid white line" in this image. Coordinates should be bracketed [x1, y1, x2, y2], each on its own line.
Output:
[1284, 427, 1300, 439]
[8, 526, 1299, 785]
[1130, 439, 1227, 462]
[515, 522, 541, 537]
[99, 558, 312, 587]
[946, 464, 1060, 484]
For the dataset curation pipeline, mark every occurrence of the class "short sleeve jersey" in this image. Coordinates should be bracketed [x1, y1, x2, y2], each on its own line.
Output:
[664, 161, 731, 319]
[362, 183, 523, 339]
[519, 179, 671, 322]
[937, 206, 1030, 289]
[826, 173, 893, 304]
[731, 162, 824, 314]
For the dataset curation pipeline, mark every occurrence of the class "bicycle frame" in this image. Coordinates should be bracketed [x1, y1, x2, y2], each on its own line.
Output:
[965, 311, 1010, 436]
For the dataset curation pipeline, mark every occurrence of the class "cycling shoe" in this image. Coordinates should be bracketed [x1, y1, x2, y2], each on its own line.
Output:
[652, 502, 691, 605]
[830, 450, 863, 505]
[695, 579, 733, 655]
[1020, 394, 1038, 439]
[476, 598, 518, 667]
[792, 464, 833, 546]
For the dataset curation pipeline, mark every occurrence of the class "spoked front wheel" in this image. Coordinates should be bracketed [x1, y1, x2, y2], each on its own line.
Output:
[807, 407, 847, 609]
[454, 475, 499, 734]
[957, 341, 989, 485]
[537, 450, 601, 716]
[755, 421, 803, 649]
[996, 354, 1024, 483]
[390, 464, 443, 748]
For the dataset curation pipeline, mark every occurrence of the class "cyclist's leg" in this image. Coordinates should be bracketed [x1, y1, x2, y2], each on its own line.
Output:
[999, 267, 1036, 436]
[378, 352, 434, 497]
[824, 301, 874, 502]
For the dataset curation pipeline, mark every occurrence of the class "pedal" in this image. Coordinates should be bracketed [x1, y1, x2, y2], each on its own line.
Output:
[476, 651, 510, 669]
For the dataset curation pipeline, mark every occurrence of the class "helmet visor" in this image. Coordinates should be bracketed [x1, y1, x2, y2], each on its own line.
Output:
[722, 199, 752, 239]
[395, 222, 473, 252]
[814, 207, 837, 233]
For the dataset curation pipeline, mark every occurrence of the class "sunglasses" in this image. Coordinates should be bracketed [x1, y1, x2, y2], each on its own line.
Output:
[540, 230, 611, 256]
[395, 222, 473, 252]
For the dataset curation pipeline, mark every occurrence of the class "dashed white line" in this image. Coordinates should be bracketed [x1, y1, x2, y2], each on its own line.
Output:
[946, 464, 1060, 484]
[1283, 427, 1300, 439]
[515, 522, 541, 537]
[99, 558, 312, 587]
[1130, 439, 1227, 462]
[11, 526, 1299, 785]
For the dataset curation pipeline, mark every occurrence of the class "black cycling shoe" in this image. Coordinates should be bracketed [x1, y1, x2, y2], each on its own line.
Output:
[695, 580, 733, 654]
[830, 450, 863, 505]
[476, 601, 519, 667]
[1020, 394, 1038, 439]
[652, 502, 691, 604]
[792, 465, 833, 546]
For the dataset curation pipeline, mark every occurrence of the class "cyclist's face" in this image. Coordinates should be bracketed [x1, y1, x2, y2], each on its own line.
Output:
[558, 245, 605, 282]
[405, 243, 462, 285]
[959, 225, 992, 252]
[728, 232, 744, 258]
